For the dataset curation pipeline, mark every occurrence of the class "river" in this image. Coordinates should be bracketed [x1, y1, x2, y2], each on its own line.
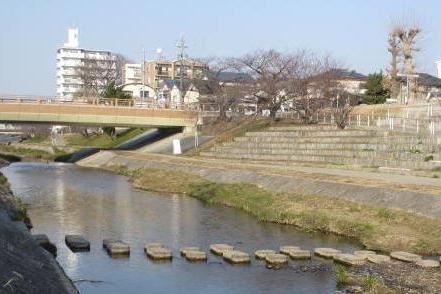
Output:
[2, 162, 360, 294]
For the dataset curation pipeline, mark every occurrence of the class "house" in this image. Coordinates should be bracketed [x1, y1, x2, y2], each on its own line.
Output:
[120, 83, 156, 100]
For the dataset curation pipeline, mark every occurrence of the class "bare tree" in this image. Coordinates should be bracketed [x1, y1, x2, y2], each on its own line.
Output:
[199, 57, 250, 121]
[77, 54, 117, 97]
[114, 54, 131, 85]
[396, 24, 421, 101]
[235, 50, 293, 119]
[289, 53, 341, 124]
[387, 28, 401, 98]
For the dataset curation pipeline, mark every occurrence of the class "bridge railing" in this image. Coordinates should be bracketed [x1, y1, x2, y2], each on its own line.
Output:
[0, 96, 199, 112]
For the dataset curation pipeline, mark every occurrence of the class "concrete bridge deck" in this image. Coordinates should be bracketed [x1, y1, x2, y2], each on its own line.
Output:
[0, 97, 199, 132]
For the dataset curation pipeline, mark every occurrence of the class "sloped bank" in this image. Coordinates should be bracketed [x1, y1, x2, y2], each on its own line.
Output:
[0, 159, 77, 294]
[79, 152, 441, 256]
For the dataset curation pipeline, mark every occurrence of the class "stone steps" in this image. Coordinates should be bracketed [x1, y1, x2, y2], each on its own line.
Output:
[234, 136, 433, 145]
[223, 142, 437, 153]
[245, 130, 378, 137]
[212, 146, 437, 161]
[200, 151, 440, 169]
[200, 124, 440, 171]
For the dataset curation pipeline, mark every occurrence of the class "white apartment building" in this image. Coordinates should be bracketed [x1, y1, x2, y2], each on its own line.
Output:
[122, 63, 142, 84]
[56, 28, 116, 99]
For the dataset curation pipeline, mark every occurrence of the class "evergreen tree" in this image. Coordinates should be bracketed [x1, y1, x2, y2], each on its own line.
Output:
[363, 72, 389, 104]
[102, 81, 132, 99]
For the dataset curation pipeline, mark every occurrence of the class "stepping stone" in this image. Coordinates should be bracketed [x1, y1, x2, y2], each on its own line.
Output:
[185, 250, 207, 261]
[145, 247, 172, 260]
[367, 254, 391, 264]
[279, 246, 300, 255]
[65, 235, 90, 252]
[144, 243, 165, 251]
[353, 250, 376, 259]
[32, 234, 57, 257]
[390, 251, 422, 263]
[314, 248, 342, 258]
[288, 249, 311, 259]
[255, 249, 276, 260]
[103, 239, 122, 250]
[180, 247, 200, 257]
[265, 253, 288, 265]
[223, 250, 250, 264]
[334, 253, 365, 266]
[210, 244, 234, 256]
[415, 259, 440, 268]
[106, 241, 130, 256]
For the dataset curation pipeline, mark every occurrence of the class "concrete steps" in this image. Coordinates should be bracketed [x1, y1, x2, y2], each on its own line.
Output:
[234, 136, 433, 145]
[200, 125, 441, 171]
[227, 142, 435, 153]
[200, 151, 440, 169]
[212, 146, 438, 161]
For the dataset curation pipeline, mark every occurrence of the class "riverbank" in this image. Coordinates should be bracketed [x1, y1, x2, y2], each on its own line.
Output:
[103, 164, 441, 256]
[98, 161, 441, 292]
[0, 159, 77, 293]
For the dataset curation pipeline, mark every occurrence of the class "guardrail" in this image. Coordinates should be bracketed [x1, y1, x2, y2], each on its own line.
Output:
[0, 96, 199, 112]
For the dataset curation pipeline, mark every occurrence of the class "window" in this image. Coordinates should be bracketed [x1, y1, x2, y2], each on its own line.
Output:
[140, 91, 149, 98]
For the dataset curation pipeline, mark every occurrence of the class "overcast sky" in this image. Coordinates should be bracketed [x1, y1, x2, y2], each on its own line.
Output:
[1, 0, 440, 95]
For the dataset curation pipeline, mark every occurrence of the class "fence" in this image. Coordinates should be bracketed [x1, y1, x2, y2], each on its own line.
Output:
[0, 96, 199, 111]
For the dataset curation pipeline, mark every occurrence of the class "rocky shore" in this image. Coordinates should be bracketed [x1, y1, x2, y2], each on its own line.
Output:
[0, 159, 77, 294]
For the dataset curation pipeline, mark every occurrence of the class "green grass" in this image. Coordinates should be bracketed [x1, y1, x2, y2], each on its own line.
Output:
[104, 165, 441, 255]
[65, 128, 146, 148]
[0, 172, 7, 186]
[424, 155, 434, 162]
[0, 144, 66, 161]
[334, 265, 348, 288]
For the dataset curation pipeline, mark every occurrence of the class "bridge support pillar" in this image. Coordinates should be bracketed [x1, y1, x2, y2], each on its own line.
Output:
[183, 125, 196, 134]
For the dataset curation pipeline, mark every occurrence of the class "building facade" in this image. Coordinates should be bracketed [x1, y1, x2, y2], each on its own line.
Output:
[142, 59, 208, 88]
[56, 28, 116, 99]
[122, 64, 142, 84]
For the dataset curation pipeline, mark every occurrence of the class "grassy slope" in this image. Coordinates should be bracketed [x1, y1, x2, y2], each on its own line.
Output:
[0, 144, 65, 161]
[65, 128, 146, 148]
[105, 165, 441, 255]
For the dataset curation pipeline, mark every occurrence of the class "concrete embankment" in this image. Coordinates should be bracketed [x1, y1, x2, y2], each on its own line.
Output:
[0, 159, 77, 294]
[79, 150, 441, 219]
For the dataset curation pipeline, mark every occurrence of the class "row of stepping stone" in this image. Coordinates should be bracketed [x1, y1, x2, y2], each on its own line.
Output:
[32, 235, 441, 268]
[315, 248, 440, 268]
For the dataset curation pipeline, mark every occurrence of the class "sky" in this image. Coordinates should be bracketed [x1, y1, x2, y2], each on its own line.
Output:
[1, 0, 440, 95]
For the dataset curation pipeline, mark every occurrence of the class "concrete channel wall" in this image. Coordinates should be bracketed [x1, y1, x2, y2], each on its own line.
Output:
[78, 151, 441, 219]
[0, 161, 78, 294]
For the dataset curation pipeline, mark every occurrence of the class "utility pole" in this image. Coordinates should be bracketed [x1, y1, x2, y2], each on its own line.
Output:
[397, 73, 419, 105]
[142, 48, 146, 86]
[176, 36, 187, 104]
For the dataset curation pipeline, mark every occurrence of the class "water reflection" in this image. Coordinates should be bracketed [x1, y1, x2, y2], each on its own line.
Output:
[2, 162, 360, 294]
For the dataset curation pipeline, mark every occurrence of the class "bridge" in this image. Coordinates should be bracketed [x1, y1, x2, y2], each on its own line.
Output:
[0, 97, 199, 133]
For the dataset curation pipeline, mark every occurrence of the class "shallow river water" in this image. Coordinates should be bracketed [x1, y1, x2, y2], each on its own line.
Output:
[2, 162, 360, 294]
